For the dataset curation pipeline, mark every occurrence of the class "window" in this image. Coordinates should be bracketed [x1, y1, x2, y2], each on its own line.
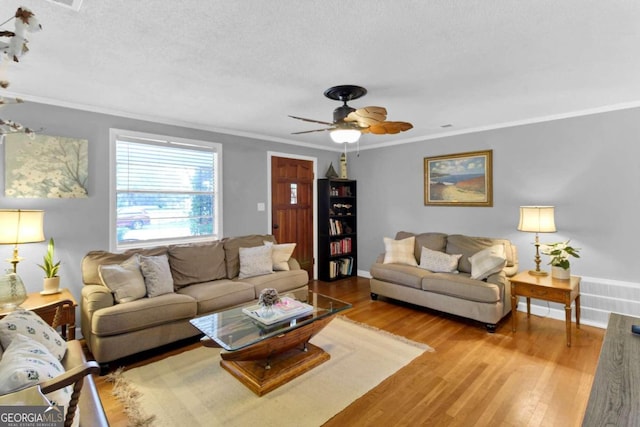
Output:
[110, 129, 222, 250]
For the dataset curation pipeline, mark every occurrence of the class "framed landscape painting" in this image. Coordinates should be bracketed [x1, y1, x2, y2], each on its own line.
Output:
[424, 150, 493, 207]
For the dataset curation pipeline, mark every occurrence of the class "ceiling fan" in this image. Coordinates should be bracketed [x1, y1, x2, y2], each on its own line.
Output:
[289, 85, 413, 143]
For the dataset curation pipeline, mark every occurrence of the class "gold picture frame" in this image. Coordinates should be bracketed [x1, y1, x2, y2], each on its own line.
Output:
[424, 149, 493, 207]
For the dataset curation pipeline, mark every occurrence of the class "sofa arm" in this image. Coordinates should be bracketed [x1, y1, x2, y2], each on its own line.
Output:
[81, 285, 114, 312]
[287, 257, 302, 270]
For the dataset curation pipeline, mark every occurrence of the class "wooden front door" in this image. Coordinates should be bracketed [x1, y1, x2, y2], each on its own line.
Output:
[271, 156, 314, 278]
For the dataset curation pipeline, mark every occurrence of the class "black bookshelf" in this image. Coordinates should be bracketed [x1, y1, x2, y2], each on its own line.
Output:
[317, 179, 357, 281]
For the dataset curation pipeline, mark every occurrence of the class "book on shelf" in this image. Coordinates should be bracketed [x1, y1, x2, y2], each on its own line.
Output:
[328, 256, 354, 279]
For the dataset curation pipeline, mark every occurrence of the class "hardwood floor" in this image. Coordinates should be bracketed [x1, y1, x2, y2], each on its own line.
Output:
[90, 277, 604, 426]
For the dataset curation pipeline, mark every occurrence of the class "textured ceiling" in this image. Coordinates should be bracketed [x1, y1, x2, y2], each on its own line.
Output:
[3, 0, 640, 151]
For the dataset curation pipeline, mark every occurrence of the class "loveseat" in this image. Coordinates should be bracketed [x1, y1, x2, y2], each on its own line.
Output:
[369, 232, 518, 331]
[81, 234, 309, 366]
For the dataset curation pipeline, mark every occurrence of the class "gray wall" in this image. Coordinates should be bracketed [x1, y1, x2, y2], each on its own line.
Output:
[351, 108, 640, 282]
[0, 102, 337, 299]
[350, 107, 640, 325]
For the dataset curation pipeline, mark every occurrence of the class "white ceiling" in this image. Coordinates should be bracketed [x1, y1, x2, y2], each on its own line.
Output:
[3, 0, 640, 151]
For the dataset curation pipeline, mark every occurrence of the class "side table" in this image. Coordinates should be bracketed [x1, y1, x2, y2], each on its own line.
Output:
[0, 288, 77, 340]
[510, 271, 581, 347]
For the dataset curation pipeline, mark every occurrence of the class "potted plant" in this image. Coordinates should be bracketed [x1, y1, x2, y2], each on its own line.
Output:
[38, 237, 61, 294]
[541, 240, 580, 280]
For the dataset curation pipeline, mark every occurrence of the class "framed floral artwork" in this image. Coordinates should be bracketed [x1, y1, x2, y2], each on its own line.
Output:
[424, 149, 492, 207]
[4, 133, 88, 198]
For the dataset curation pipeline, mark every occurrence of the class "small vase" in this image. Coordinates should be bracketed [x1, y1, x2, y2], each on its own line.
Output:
[0, 272, 27, 310]
[260, 304, 275, 318]
[42, 277, 61, 295]
[551, 266, 570, 280]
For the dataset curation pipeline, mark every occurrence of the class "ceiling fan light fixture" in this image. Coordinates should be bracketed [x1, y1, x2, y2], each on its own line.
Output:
[330, 128, 361, 144]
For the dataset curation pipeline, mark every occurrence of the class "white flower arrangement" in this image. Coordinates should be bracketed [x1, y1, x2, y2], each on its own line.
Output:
[540, 240, 580, 270]
[0, 7, 42, 137]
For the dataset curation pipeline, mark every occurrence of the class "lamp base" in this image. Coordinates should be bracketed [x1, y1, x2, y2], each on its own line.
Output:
[0, 302, 22, 311]
[528, 270, 548, 277]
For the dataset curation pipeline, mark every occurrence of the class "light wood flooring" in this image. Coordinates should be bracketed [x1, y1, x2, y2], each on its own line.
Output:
[90, 277, 604, 426]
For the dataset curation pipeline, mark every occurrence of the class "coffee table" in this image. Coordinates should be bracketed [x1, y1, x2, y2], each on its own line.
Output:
[190, 292, 351, 396]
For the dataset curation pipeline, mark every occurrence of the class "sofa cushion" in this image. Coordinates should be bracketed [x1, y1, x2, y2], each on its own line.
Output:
[139, 254, 174, 297]
[419, 247, 462, 273]
[396, 231, 448, 262]
[223, 234, 276, 279]
[469, 245, 507, 280]
[177, 280, 255, 314]
[446, 235, 509, 274]
[90, 293, 196, 336]
[239, 245, 274, 278]
[237, 269, 309, 297]
[383, 236, 418, 266]
[0, 310, 67, 361]
[422, 273, 502, 303]
[370, 262, 432, 290]
[168, 241, 227, 288]
[82, 246, 168, 286]
[98, 255, 147, 303]
[264, 241, 296, 271]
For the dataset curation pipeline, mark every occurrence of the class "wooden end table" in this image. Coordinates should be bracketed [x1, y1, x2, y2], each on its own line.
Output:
[0, 288, 77, 340]
[510, 271, 581, 347]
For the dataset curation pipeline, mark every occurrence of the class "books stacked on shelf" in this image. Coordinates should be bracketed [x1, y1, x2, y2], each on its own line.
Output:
[329, 219, 353, 236]
[328, 256, 354, 279]
[329, 237, 352, 255]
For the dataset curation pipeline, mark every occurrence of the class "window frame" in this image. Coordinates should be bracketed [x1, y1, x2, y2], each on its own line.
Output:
[109, 128, 223, 251]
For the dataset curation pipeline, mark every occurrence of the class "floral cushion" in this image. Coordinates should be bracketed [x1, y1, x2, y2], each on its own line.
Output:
[0, 310, 66, 361]
[0, 334, 76, 425]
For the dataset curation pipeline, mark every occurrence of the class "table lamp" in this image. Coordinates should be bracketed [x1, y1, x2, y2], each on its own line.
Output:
[517, 206, 556, 276]
[0, 209, 45, 309]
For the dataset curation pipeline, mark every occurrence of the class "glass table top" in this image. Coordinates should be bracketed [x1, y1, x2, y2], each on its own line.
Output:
[189, 292, 351, 351]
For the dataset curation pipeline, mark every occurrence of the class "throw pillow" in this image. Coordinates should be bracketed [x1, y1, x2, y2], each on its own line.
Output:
[0, 310, 67, 361]
[0, 334, 74, 422]
[139, 254, 174, 298]
[98, 255, 147, 303]
[238, 245, 273, 279]
[383, 236, 418, 266]
[419, 247, 462, 273]
[469, 244, 507, 280]
[263, 241, 296, 271]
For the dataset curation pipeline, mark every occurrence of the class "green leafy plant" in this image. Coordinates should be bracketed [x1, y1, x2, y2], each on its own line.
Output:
[540, 240, 580, 270]
[38, 238, 60, 278]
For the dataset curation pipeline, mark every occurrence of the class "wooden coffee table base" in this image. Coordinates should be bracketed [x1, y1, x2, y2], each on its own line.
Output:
[221, 343, 329, 396]
[202, 315, 334, 396]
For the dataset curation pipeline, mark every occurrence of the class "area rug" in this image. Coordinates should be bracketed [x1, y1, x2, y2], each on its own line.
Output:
[109, 316, 432, 427]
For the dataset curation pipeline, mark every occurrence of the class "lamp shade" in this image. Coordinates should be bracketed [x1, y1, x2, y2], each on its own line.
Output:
[517, 206, 556, 233]
[330, 129, 361, 144]
[0, 210, 45, 244]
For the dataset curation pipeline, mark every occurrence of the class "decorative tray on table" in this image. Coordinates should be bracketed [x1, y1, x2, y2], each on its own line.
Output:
[242, 297, 314, 325]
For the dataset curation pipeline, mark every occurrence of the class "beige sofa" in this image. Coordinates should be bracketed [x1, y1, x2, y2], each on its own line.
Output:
[369, 232, 518, 332]
[81, 234, 309, 366]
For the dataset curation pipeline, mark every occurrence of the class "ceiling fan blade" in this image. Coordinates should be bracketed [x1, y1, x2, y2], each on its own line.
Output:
[291, 127, 334, 135]
[288, 115, 334, 126]
[344, 106, 387, 127]
[362, 121, 413, 135]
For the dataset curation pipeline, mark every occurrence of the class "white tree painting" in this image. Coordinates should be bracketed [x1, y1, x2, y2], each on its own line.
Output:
[4, 133, 88, 198]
